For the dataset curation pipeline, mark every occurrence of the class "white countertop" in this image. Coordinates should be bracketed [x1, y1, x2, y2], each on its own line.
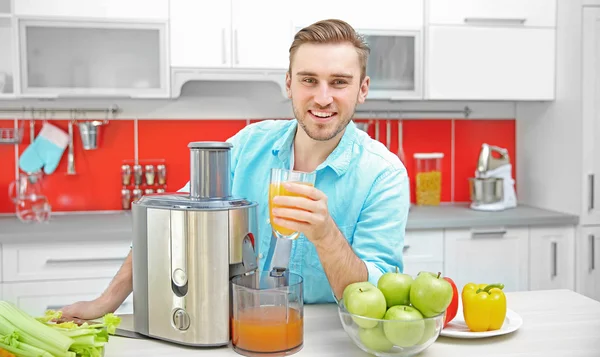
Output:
[104, 289, 600, 357]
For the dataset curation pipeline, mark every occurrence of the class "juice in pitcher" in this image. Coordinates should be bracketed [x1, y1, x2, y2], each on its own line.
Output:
[232, 305, 303, 354]
[231, 271, 304, 356]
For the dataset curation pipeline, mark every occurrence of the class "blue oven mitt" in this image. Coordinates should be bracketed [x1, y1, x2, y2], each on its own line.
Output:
[19, 122, 69, 175]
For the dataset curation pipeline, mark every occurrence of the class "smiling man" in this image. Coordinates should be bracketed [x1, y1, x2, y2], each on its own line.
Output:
[59, 19, 410, 321]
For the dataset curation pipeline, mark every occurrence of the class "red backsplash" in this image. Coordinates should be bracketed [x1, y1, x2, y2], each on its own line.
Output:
[0, 118, 515, 213]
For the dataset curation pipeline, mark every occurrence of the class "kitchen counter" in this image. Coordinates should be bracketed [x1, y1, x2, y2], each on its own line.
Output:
[104, 289, 599, 357]
[0, 203, 579, 243]
[406, 203, 579, 230]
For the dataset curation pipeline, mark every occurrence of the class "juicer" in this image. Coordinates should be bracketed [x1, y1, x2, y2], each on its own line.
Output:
[131, 142, 259, 346]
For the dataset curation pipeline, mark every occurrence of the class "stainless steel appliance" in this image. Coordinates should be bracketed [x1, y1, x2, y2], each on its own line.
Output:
[469, 143, 517, 211]
[131, 142, 259, 346]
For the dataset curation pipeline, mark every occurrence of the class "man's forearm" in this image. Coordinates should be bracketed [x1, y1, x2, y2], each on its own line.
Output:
[99, 249, 133, 312]
[314, 226, 368, 300]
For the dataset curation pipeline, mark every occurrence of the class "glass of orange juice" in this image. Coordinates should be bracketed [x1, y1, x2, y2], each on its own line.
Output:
[269, 168, 317, 240]
[231, 270, 304, 356]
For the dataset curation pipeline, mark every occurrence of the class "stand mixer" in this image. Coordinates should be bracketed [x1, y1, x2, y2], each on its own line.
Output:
[469, 143, 517, 211]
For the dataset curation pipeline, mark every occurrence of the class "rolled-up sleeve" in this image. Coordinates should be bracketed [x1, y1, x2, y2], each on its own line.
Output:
[352, 167, 410, 287]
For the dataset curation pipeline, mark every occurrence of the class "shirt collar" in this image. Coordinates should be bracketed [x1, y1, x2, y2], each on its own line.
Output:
[271, 119, 358, 177]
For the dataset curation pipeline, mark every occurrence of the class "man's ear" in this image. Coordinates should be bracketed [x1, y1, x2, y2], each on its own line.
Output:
[285, 71, 292, 99]
[357, 76, 370, 104]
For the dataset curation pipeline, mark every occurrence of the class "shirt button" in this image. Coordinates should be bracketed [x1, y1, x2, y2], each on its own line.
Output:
[258, 253, 264, 259]
[266, 218, 270, 224]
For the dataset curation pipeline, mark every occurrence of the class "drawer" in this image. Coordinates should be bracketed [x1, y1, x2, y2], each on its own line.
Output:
[427, 0, 556, 28]
[2, 240, 131, 282]
[403, 229, 444, 262]
[1, 278, 133, 317]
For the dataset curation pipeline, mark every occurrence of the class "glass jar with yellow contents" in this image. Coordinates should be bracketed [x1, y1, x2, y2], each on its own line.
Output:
[414, 153, 444, 206]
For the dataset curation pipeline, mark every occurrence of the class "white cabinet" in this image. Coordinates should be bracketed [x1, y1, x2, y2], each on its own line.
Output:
[0, 1, 14, 97]
[444, 227, 529, 293]
[293, 0, 423, 31]
[14, 0, 169, 21]
[170, 0, 292, 70]
[169, 0, 231, 68]
[291, 0, 424, 100]
[576, 226, 600, 302]
[425, 0, 556, 100]
[1, 240, 131, 282]
[529, 226, 575, 291]
[402, 229, 444, 277]
[581, 7, 600, 226]
[17, 19, 169, 98]
[2, 279, 133, 317]
[427, 0, 557, 27]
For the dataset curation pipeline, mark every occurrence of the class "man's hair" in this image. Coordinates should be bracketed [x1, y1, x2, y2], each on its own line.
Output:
[288, 19, 370, 81]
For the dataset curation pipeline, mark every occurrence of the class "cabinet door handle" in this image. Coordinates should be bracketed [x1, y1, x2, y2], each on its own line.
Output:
[464, 17, 527, 26]
[403, 244, 411, 252]
[551, 241, 557, 278]
[471, 229, 507, 239]
[47, 305, 66, 310]
[589, 174, 595, 211]
[46, 257, 126, 265]
[590, 235, 596, 272]
[233, 29, 239, 65]
[221, 28, 226, 64]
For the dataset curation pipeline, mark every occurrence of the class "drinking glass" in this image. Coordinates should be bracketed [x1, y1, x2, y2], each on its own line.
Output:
[269, 168, 317, 240]
[231, 270, 304, 356]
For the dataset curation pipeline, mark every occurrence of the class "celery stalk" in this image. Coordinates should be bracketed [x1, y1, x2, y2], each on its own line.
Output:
[0, 340, 45, 357]
[0, 301, 73, 352]
[0, 309, 73, 357]
[0, 332, 53, 357]
[70, 335, 96, 347]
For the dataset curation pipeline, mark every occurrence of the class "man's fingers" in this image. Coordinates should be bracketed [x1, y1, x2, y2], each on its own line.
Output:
[282, 182, 324, 200]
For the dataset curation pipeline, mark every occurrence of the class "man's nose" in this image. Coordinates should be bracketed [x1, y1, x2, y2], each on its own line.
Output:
[314, 83, 333, 107]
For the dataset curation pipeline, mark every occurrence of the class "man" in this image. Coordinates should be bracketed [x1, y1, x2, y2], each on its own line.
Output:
[59, 18, 410, 321]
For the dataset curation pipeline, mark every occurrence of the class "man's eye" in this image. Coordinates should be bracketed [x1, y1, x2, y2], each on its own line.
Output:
[333, 80, 348, 85]
[303, 78, 316, 84]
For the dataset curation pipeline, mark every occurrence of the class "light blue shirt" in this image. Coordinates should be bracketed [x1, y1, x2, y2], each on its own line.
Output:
[181, 119, 410, 304]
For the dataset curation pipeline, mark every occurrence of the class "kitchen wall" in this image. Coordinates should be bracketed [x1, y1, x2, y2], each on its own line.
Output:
[0, 82, 516, 214]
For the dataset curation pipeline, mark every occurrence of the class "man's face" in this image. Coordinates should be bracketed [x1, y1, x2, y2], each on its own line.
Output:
[286, 42, 370, 142]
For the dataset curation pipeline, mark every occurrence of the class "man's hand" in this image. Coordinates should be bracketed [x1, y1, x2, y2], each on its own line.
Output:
[58, 297, 115, 324]
[271, 182, 367, 298]
[271, 182, 336, 246]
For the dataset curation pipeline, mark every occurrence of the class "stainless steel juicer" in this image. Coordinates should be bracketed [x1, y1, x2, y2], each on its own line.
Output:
[131, 142, 259, 347]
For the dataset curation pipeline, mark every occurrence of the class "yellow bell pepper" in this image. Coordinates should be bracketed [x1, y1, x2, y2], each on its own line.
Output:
[461, 283, 507, 332]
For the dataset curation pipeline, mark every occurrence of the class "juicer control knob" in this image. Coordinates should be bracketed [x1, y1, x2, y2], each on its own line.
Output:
[172, 268, 187, 287]
[172, 308, 190, 331]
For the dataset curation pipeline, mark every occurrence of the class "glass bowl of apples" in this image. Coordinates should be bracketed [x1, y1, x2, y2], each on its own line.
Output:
[337, 272, 453, 357]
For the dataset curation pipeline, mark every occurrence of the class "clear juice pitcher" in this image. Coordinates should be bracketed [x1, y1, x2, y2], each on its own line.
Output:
[231, 270, 304, 356]
[8, 171, 51, 223]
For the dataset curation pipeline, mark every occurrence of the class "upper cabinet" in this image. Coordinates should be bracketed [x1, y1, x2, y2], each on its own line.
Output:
[425, 0, 557, 101]
[14, 0, 168, 20]
[169, 0, 292, 97]
[18, 19, 169, 98]
[0, 0, 14, 98]
[292, 0, 424, 100]
[12, 0, 169, 98]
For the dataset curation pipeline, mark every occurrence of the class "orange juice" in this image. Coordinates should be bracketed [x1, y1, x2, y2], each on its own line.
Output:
[268, 182, 314, 238]
[232, 305, 303, 353]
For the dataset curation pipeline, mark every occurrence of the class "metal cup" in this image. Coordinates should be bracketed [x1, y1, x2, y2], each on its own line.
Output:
[78, 121, 103, 150]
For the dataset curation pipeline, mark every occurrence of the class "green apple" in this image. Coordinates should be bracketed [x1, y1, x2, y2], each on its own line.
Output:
[343, 281, 373, 304]
[344, 282, 387, 329]
[417, 318, 438, 345]
[358, 323, 393, 352]
[382, 305, 425, 347]
[409, 272, 453, 318]
[377, 267, 413, 308]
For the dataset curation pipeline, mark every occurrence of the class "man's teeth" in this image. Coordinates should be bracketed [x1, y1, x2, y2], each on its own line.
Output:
[312, 111, 334, 118]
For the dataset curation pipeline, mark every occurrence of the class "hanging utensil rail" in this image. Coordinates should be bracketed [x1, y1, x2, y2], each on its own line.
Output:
[0, 105, 121, 115]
